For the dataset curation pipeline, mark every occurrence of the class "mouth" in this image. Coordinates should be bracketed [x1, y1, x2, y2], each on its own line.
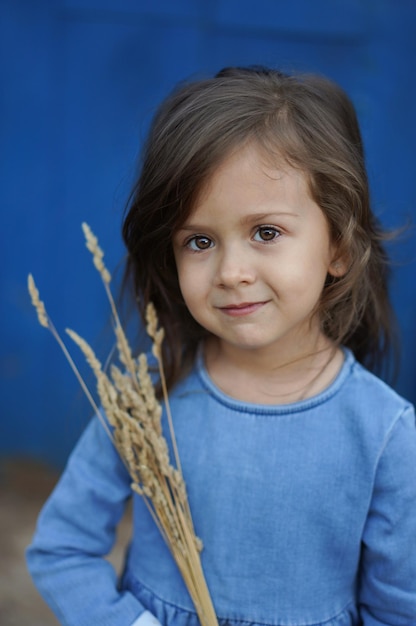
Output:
[218, 301, 269, 317]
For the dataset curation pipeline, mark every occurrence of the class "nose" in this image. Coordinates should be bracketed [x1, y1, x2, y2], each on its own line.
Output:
[214, 245, 256, 288]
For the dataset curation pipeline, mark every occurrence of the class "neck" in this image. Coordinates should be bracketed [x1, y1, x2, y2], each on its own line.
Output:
[204, 335, 344, 405]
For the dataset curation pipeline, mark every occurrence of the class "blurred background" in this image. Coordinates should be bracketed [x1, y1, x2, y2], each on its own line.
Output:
[1, 0, 415, 623]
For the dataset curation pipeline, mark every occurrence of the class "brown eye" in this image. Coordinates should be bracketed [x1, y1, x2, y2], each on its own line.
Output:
[187, 235, 213, 251]
[254, 226, 280, 242]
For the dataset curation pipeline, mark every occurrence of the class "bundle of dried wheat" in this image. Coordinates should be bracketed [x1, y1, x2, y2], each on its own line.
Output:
[28, 223, 218, 626]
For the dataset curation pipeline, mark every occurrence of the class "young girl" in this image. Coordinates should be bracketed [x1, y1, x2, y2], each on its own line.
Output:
[27, 66, 416, 625]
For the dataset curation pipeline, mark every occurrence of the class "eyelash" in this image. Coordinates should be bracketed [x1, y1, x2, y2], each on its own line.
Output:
[184, 225, 282, 252]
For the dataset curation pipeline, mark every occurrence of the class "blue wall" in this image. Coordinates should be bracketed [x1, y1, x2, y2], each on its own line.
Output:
[1, 0, 415, 467]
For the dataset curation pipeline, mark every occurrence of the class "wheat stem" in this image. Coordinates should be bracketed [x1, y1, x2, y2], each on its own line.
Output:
[28, 228, 219, 626]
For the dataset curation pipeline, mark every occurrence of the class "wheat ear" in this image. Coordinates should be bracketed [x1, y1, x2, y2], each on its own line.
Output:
[27, 274, 111, 438]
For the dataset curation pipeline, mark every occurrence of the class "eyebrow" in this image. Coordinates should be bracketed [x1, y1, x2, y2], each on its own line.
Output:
[178, 211, 299, 232]
[240, 211, 299, 225]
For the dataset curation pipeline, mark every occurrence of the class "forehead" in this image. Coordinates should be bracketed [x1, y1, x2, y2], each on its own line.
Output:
[189, 142, 313, 217]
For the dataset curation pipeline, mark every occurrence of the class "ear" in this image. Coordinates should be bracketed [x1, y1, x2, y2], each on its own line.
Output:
[328, 255, 348, 278]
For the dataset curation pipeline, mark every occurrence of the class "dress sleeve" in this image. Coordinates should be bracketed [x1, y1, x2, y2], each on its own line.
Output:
[26, 413, 146, 626]
[359, 404, 416, 624]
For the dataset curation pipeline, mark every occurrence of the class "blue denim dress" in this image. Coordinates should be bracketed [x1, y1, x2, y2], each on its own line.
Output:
[27, 350, 416, 625]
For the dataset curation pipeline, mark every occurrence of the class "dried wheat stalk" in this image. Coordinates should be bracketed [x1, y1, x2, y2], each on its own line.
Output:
[28, 224, 218, 626]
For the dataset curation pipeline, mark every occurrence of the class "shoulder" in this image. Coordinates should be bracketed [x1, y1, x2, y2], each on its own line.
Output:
[337, 349, 415, 444]
[343, 350, 412, 411]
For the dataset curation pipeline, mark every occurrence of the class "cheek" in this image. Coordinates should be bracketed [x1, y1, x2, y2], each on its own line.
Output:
[175, 262, 204, 308]
[173, 254, 187, 292]
[275, 256, 329, 301]
[176, 278, 208, 328]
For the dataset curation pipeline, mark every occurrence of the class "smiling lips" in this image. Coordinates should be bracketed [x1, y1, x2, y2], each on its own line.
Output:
[219, 301, 269, 317]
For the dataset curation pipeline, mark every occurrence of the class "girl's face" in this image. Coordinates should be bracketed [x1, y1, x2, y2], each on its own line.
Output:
[173, 143, 341, 364]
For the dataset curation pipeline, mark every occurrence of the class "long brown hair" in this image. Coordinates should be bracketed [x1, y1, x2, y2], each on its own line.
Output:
[122, 65, 396, 391]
